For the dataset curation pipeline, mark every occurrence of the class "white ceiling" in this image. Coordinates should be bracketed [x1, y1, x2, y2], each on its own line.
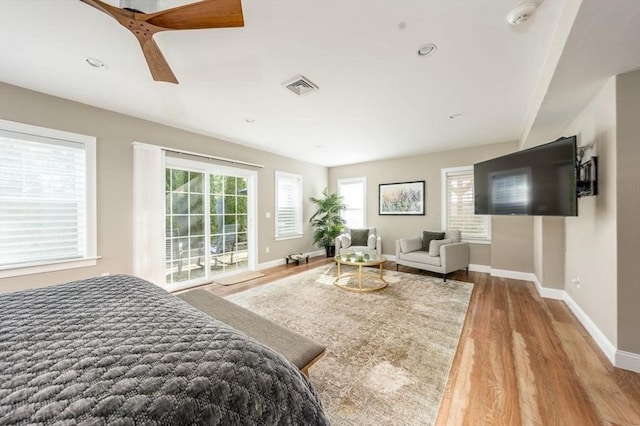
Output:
[0, 0, 638, 167]
[522, 0, 640, 148]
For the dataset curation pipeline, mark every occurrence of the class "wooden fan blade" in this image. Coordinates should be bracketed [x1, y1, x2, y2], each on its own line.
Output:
[139, 37, 179, 84]
[144, 0, 244, 30]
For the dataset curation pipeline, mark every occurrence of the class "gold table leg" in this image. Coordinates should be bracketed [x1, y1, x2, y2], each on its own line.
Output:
[334, 261, 388, 293]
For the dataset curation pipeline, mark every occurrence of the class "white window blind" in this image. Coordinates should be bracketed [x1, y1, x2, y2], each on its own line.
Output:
[442, 166, 490, 241]
[275, 171, 302, 238]
[338, 177, 366, 228]
[0, 120, 96, 274]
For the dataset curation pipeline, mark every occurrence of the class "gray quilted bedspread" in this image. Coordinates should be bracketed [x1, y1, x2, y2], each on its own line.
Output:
[0, 275, 329, 425]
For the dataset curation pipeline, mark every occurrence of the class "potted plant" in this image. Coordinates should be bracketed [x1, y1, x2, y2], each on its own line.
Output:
[309, 188, 346, 257]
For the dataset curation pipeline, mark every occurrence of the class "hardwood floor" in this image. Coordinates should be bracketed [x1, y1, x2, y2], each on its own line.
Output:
[186, 256, 640, 425]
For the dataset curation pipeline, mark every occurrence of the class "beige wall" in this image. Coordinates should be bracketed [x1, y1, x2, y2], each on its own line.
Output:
[470, 243, 491, 266]
[540, 217, 565, 289]
[0, 83, 327, 293]
[615, 70, 640, 354]
[534, 216, 566, 290]
[490, 216, 534, 273]
[328, 141, 518, 266]
[534, 217, 543, 280]
[563, 77, 618, 346]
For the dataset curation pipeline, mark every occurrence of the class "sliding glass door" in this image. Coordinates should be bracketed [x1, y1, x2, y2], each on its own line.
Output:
[164, 158, 255, 288]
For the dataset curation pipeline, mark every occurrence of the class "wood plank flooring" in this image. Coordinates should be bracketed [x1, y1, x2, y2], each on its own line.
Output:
[184, 256, 640, 425]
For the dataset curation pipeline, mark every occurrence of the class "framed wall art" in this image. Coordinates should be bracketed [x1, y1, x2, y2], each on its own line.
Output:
[378, 180, 425, 215]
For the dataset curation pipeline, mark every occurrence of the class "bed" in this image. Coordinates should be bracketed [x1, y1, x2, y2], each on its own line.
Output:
[0, 274, 329, 425]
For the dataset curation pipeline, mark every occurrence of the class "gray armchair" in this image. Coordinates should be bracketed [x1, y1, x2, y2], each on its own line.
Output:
[335, 226, 382, 256]
[395, 230, 469, 281]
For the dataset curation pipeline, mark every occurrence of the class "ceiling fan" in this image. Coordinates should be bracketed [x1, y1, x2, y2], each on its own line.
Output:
[79, 0, 244, 84]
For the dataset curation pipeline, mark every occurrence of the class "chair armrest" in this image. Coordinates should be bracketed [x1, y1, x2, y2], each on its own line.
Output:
[335, 233, 351, 251]
[441, 242, 470, 273]
[397, 236, 422, 255]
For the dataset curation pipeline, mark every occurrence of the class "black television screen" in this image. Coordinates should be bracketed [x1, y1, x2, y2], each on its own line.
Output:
[474, 136, 577, 216]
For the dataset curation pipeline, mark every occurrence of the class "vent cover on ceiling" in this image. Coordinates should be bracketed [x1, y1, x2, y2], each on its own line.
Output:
[283, 75, 319, 96]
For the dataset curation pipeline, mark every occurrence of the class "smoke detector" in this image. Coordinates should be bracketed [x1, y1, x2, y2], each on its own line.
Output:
[507, 2, 537, 25]
[283, 75, 319, 96]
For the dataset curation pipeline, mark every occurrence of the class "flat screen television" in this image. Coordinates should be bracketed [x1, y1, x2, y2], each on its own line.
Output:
[474, 136, 578, 216]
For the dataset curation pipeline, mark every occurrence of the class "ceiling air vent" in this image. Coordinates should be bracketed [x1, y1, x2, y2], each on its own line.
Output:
[283, 75, 319, 96]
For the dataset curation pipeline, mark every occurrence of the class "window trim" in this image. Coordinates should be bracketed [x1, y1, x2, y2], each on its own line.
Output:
[274, 170, 303, 240]
[338, 176, 367, 229]
[0, 119, 98, 278]
[441, 165, 491, 243]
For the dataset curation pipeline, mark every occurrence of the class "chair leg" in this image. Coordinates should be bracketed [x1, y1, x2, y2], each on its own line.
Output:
[466, 267, 469, 276]
[442, 273, 447, 282]
[396, 264, 399, 271]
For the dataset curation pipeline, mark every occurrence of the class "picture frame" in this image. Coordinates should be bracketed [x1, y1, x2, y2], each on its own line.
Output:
[378, 180, 425, 215]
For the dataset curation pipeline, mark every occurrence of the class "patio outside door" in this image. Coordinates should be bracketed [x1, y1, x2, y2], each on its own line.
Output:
[164, 159, 255, 288]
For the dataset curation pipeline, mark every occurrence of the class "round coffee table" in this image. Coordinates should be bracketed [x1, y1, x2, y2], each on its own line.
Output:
[334, 254, 388, 292]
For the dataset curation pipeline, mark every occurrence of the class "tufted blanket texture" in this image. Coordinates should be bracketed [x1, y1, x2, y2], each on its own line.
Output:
[0, 274, 329, 425]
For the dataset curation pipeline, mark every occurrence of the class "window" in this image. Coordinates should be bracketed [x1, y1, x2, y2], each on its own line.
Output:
[275, 171, 302, 239]
[441, 166, 490, 241]
[0, 119, 97, 277]
[338, 177, 366, 228]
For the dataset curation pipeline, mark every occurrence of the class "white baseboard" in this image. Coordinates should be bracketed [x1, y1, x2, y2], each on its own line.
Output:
[256, 249, 325, 271]
[615, 350, 640, 373]
[256, 258, 285, 270]
[530, 274, 566, 300]
[561, 291, 618, 366]
[469, 264, 490, 273]
[307, 249, 325, 258]
[490, 268, 536, 282]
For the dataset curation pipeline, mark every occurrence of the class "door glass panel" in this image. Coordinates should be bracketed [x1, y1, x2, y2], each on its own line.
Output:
[165, 170, 205, 285]
[165, 167, 250, 286]
[209, 174, 248, 276]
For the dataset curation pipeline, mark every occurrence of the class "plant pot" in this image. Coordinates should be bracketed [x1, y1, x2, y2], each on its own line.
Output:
[325, 245, 336, 258]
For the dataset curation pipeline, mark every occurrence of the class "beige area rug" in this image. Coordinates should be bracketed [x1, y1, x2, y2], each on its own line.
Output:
[213, 271, 265, 286]
[227, 265, 473, 426]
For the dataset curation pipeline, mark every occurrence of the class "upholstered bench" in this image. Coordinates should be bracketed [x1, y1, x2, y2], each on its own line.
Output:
[177, 290, 326, 376]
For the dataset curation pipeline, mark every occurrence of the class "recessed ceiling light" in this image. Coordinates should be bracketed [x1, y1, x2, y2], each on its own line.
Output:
[417, 44, 437, 57]
[507, 2, 537, 25]
[449, 113, 463, 119]
[244, 118, 255, 123]
[83, 57, 107, 69]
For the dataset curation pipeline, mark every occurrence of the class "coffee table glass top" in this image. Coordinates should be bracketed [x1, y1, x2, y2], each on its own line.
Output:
[335, 253, 385, 266]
